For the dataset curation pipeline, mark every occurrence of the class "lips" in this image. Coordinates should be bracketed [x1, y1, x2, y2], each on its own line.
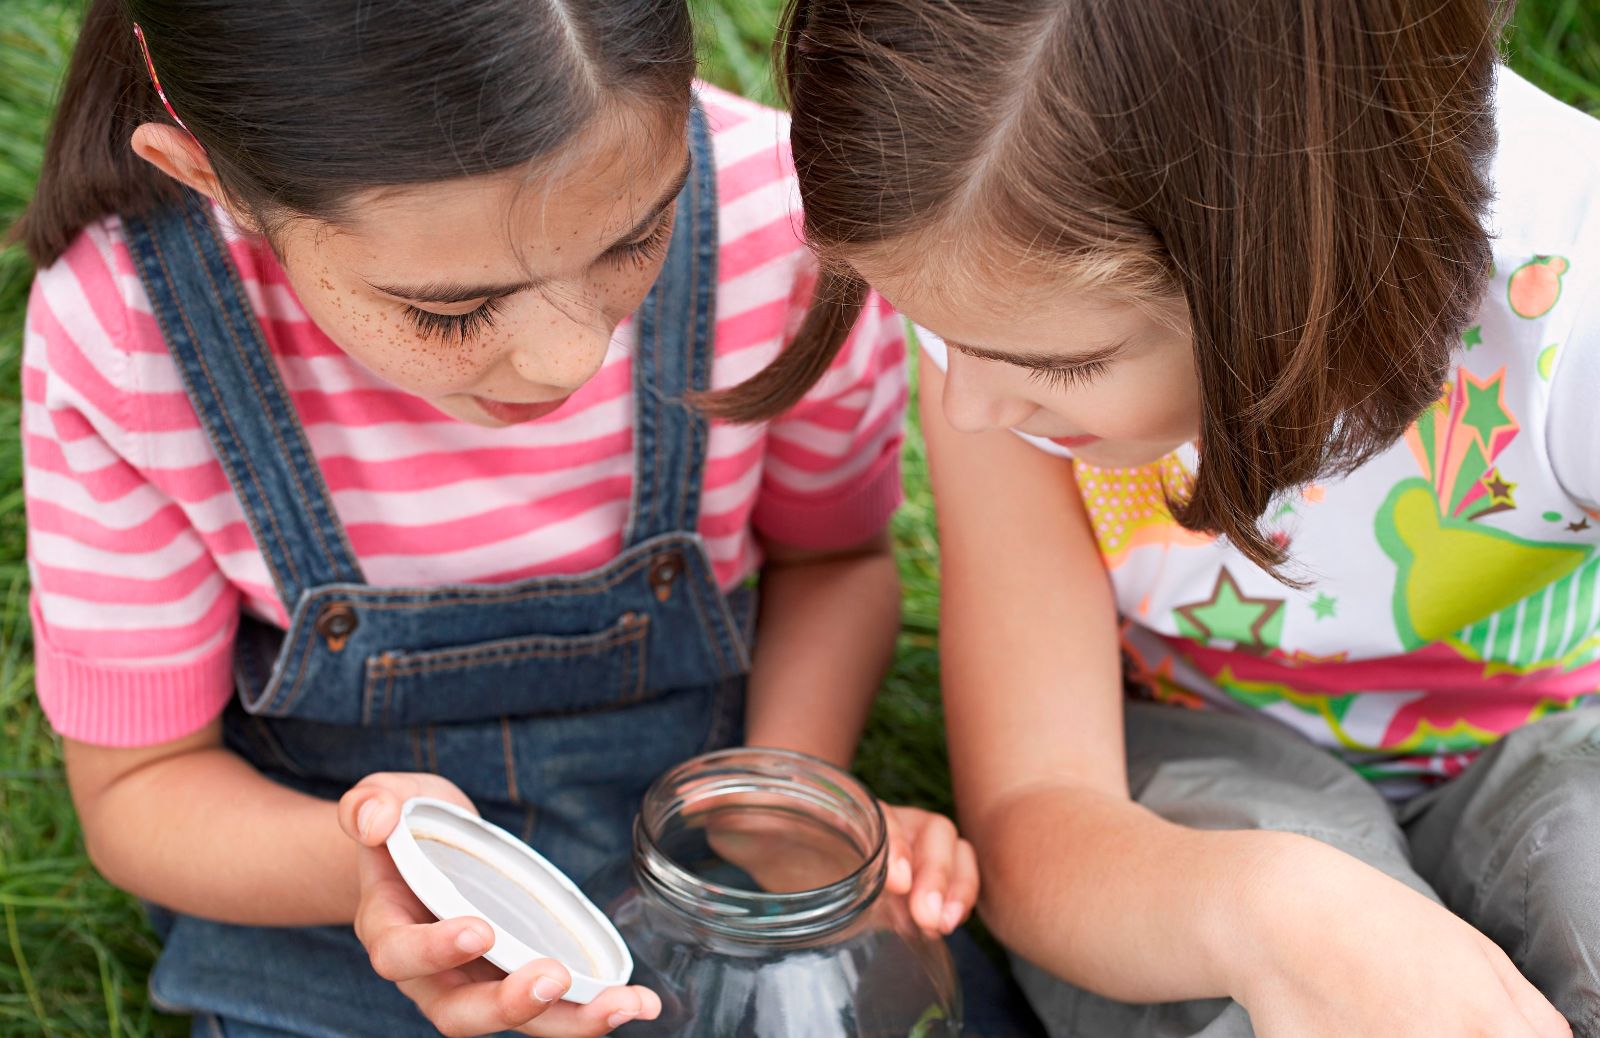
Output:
[474, 395, 570, 424]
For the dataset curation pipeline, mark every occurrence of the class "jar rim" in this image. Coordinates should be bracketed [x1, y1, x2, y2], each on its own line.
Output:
[633, 748, 888, 939]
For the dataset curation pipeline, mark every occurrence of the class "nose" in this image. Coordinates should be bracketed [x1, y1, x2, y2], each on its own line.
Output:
[942, 351, 1035, 434]
[505, 322, 610, 391]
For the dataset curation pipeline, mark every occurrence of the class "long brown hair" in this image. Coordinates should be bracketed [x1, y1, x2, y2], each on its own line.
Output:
[715, 0, 1505, 575]
[13, 0, 695, 268]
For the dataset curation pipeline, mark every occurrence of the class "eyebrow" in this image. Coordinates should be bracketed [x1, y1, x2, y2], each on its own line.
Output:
[949, 339, 1127, 369]
[364, 158, 693, 305]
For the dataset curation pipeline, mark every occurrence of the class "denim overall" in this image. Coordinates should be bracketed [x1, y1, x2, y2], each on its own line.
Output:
[121, 105, 752, 1037]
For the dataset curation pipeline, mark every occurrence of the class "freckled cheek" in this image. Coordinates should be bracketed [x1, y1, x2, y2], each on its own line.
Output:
[303, 297, 499, 393]
[593, 260, 666, 325]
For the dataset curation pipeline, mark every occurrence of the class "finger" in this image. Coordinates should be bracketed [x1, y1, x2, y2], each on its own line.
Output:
[908, 813, 958, 932]
[506, 975, 661, 1037]
[410, 959, 662, 1038]
[1483, 943, 1571, 1038]
[365, 911, 496, 983]
[881, 809, 914, 896]
[353, 854, 438, 952]
[339, 772, 479, 846]
[941, 839, 980, 934]
[1470, 1009, 1544, 1038]
[1507, 982, 1573, 1038]
[410, 960, 576, 1037]
[340, 786, 404, 847]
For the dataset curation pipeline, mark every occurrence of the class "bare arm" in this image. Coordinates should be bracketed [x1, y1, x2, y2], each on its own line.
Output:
[741, 523, 978, 937]
[924, 352, 1248, 1002]
[743, 528, 900, 766]
[64, 723, 361, 926]
[927, 348, 1571, 1036]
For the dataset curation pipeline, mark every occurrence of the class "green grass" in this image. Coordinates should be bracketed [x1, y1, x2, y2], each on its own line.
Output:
[1, 1, 1596, 1034]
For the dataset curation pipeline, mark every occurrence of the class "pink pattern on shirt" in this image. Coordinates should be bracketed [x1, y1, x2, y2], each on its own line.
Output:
[23, 86, 908, 747]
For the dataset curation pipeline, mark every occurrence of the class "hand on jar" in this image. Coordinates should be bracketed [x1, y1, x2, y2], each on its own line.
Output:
[338, 773, 663, 1037]
[880, 803, 978, 936]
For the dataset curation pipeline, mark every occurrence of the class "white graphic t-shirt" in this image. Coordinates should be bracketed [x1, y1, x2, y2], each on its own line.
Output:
[924, 69, 1600, 794]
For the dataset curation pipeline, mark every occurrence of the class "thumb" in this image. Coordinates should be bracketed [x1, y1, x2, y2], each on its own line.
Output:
[338, 772, 477, 848]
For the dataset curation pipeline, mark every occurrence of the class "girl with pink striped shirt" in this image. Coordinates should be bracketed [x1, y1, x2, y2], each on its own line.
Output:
[13, 2, 1034, 1035]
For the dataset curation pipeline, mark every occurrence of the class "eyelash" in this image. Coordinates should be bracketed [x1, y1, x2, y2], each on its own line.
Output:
[604, 213, 674, 270]
[1027, 360, 1108, 390]
[402, 214, 675, 342]
[405, 296, 506, 343]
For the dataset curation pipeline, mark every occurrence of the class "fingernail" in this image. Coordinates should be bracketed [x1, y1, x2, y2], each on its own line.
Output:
[532, 976, 566, 1004]
[922, 891, 943, 923]
[455, 927, 488, 954]
[607, 1010, 638, 1028]
[356, 799, 378, 840]
[942, 901, 964, 932]
[890, 857, 912, 888]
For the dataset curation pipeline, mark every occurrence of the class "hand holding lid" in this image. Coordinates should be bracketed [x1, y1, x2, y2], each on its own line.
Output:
[338, 773, 661, 1034]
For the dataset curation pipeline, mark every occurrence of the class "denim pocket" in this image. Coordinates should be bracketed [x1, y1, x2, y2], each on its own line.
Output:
[360, 611, 651, 726]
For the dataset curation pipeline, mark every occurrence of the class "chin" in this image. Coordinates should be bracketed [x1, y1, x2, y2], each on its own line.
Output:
[431, 398, 499, 427]
[1069, 441, 1184, 469]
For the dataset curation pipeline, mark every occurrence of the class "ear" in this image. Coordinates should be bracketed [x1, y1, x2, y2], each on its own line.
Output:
[130, 123, 260, 232]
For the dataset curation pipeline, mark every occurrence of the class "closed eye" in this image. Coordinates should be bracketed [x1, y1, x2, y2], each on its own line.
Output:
[602, 209, 674, 269]
[404, 296, 505, 343]
[1026, 360, 1109, 390]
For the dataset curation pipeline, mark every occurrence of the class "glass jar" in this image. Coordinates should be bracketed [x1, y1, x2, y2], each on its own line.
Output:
[588, 748, 961, 1037]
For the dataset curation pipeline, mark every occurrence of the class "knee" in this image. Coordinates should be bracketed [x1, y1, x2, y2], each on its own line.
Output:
[1493, 717, 1600, 838]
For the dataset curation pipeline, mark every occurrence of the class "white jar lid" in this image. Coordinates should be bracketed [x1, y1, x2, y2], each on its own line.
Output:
[385, 797, 633, 1004]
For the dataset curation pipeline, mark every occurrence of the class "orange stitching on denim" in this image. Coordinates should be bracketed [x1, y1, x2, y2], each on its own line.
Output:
[681, 567, 729, 674]
[207, 218, 362, 574]
[359, 634, 651, 724]
[141, 220, 301, 596]
[381, 664, 397, 726]
[174, 216, 327, 578]
[179, 211, 351, 580]
[677, 166, 706, 533]
[359, 660, 379, 726]
[500, 718, 520, 803]
[301, 548, 662, 611]
[264, 622, 323, 717]
[373, 622, 647, 680]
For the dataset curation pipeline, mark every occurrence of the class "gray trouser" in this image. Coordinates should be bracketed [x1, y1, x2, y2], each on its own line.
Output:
[1013, 702, 1600, 1037]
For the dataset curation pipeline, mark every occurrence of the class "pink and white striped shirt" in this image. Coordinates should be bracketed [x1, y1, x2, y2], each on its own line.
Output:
[22, 86, 908, 748]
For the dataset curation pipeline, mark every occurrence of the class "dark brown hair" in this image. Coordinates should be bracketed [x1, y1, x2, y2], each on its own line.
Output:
[717, 0, 1505, 576]
[14, 0, 695, 267]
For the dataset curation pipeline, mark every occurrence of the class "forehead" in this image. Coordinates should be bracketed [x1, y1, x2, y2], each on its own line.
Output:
[315, 106, 689, 276]
[856, 258, 1134, 348]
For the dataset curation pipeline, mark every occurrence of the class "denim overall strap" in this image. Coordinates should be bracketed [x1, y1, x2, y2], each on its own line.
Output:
[626, 100, 718, 545]
[121, 192, 364, 607]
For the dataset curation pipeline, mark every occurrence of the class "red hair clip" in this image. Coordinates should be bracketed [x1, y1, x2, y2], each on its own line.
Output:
[132, 22, 203, 149]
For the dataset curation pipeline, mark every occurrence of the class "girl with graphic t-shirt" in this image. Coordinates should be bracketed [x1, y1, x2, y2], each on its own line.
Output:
[743, 0, 1600, 1033]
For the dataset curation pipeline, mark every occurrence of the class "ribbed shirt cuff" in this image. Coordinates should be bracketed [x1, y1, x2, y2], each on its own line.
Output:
[32, 598, 235, 747]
